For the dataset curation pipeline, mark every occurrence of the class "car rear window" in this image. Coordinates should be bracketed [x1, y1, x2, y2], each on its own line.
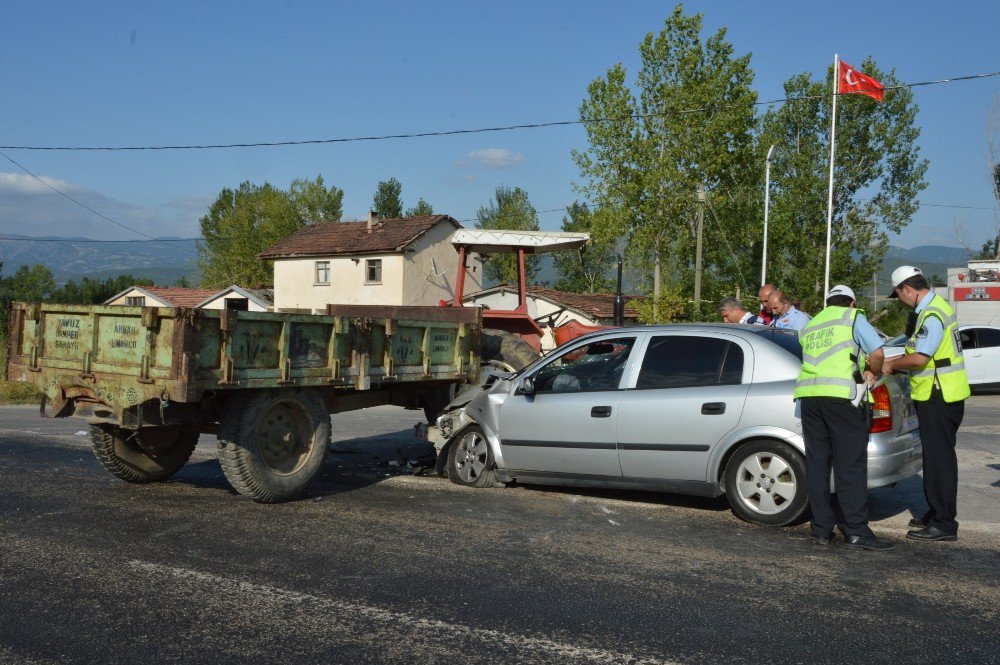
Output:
[753, 328, 802, 360]
[636, 335, 744, 389]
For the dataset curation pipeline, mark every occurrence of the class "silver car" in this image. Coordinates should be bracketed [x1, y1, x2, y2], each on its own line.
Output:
[430, 324, 922, 526]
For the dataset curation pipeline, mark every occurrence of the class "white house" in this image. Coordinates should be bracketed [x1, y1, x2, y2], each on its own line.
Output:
[462, 285, 640, 350]
[258, 214, 483, 312]
[195, 285, 274, 312]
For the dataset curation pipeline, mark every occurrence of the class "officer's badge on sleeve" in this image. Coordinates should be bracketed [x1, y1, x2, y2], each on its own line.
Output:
[916, 325, 928, 338]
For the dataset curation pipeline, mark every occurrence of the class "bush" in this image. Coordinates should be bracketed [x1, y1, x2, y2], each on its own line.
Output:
[0, 336, 39, 403]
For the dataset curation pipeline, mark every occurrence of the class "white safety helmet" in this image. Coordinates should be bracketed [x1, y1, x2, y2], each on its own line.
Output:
[826, 284, 856, 302]
[888, 265, 923, 298]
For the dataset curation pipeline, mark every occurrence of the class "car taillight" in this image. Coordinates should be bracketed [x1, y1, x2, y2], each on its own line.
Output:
[869, 384, 893, 434]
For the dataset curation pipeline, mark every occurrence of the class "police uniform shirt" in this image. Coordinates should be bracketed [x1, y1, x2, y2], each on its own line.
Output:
[771, 305, 812, 332]
[853, 312, 884, 356]
[911, 290, 945, 356]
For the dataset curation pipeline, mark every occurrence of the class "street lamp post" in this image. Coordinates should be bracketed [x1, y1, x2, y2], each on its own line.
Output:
[761, 145, 776, 287]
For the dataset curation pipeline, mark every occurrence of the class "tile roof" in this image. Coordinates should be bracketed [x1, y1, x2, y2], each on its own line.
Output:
[258, 215, 460, 259]
[142, 287, 221, 308]
[526, 286, 640, 320]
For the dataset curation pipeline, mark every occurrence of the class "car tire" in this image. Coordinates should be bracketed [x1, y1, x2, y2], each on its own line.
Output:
[446, 425, 498, 488]
[724, 440, 808, 526]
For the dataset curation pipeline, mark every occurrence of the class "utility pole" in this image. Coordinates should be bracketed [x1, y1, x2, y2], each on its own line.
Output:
[694, 185, 706, 317]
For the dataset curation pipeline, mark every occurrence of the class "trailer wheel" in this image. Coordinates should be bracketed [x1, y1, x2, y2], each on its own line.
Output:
[217, 390, 330, 503]
[481, 329, 539, 371]
[90, 425, 199, 483]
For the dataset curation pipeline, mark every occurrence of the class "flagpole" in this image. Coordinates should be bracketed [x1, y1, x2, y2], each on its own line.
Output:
[823, 54, 839, 298]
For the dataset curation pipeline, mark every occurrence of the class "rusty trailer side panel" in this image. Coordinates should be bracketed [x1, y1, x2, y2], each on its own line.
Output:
[5, 302, 481, 421]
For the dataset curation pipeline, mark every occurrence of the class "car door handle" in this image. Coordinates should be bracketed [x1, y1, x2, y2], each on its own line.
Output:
[591, 406, 612, 418]
[701, 402, 726, 415]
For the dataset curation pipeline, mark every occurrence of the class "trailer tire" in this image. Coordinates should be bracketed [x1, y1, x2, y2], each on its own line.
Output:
[217, 390, 330, 503]
[90, 425, 199, 483]
[422, 385, 455, 423]
[481, 329, 539, 371]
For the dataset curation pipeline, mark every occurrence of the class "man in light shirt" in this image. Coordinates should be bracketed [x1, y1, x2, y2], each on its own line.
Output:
[717, 297, 760, 324]
[767, 290, 811, 332]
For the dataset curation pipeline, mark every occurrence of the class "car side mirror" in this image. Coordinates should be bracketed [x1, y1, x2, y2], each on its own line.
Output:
[518, 377, 536, 395]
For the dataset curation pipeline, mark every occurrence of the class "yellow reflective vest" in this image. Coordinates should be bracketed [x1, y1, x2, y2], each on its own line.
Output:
[794, 306, 861, 400]
[905, 294, 971, 403]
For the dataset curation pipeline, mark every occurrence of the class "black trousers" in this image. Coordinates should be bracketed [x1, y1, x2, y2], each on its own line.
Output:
[914, 387, 965, 534]
[801, 397, 873, 539]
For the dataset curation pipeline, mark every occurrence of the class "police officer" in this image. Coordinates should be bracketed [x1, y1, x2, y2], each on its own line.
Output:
[795, 284, 892, 551]
[767, 289, 811, 332]
[882, 266, 970, 542]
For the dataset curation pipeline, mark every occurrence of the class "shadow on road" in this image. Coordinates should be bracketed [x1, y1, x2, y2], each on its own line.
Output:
[171, 428, 438, 500]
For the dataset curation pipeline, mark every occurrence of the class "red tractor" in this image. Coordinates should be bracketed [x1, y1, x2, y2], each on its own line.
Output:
[448, 229, 615, 371]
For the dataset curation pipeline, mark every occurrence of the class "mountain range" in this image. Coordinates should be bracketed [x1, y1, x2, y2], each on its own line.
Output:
[0, 233, 976, 291]
[0, 234, 200, 285]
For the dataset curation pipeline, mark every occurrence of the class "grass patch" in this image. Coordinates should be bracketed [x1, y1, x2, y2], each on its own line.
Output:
[1, 339, 40, 404]
[0, 379, 40, 404]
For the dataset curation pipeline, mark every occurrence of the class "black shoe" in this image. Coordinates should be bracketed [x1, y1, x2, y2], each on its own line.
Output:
[845, 535, 895, 551]
[812, 533, 835, 546]
[908, 518, 927, 529]
[906, 526, 957, 542]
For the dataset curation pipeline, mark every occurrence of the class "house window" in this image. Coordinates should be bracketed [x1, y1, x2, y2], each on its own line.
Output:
[315, 261, 330, 285]
[126, 296, 145, 307]
[366, 259, 382, 284]
[225, 298, 248, 311]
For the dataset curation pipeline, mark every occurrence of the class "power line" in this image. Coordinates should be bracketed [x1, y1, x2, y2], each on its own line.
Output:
[0, 150, 198, 255]
[2, 70, 998, 152]
[2, 198, 995, 245]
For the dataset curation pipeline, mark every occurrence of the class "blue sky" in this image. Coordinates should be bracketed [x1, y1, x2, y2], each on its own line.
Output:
[2, 0, 998, 249]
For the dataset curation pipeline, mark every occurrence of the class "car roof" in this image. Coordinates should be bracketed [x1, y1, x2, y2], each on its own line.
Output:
[573, 322, 789, 342]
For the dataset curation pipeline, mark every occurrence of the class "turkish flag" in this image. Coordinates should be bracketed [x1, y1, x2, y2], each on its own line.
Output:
[838, 61, 885, 101]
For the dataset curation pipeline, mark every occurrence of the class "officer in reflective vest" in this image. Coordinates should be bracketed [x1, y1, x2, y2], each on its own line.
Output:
[794, 284, 892, 551]
[882, 266, 970, 542]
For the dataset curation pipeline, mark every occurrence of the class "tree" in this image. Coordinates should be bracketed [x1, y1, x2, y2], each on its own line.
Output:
[759, 60, 928, 312]
[51, 274, 155, 304]
[553, 202, 615, 293]
[475, 186, 541, 285]
[372, 178, 404, 218]
[197, 181, 302, 288]
[572, 5, 759, 312]
[405, 198, 434, 216]
[289, 174, 344, 224]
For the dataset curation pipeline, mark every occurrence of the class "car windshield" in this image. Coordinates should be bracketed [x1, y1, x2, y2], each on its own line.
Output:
[753, 328, 802, 360]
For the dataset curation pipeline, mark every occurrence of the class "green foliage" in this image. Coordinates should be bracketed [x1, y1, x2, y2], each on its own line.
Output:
[631, 291, 687, 324]
[553, 202, 616, 293]
[475, 186, 541, 285]
[373, 178, 404, 218]
[197, 181, 303, 288]
[405, 198, 434, 216]
[573, 7, 928, 314]
[289, 174, 344, 224]
[977, 236, 999, 260]
[573, 5, 759, 308]
[759, 59, 928, 313]
[50, 274, 154, 304]
[869, 301, 911, 337]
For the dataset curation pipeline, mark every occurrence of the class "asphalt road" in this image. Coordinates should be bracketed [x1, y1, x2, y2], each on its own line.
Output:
[1, 399, 999, 664]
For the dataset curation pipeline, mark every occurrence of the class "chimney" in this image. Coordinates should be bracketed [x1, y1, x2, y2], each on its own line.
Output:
[367, 211, 377, 233]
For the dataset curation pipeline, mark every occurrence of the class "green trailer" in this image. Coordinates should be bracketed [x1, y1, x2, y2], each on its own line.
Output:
[5, 302, 481, 502]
